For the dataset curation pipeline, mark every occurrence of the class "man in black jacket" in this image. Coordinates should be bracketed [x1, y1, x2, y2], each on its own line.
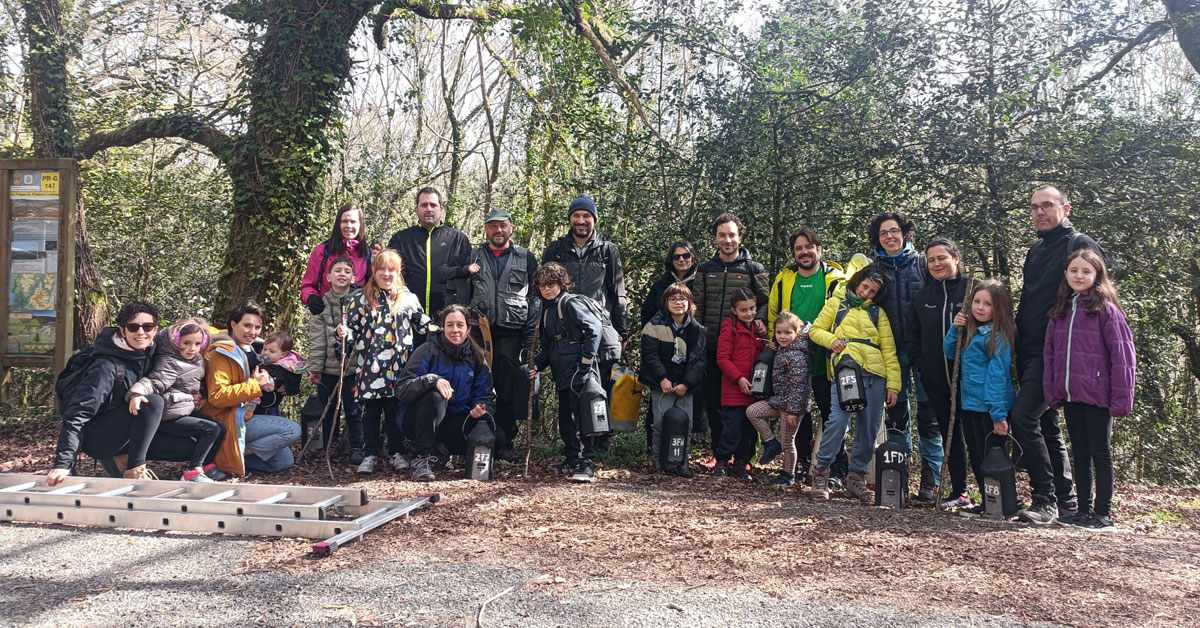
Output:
[541, 194, 628, 455]
[692, 213, 770, 464]
[1012, 185, 1104, 525]
[465, 208, 539, 461]
[386, 187, 472, 325]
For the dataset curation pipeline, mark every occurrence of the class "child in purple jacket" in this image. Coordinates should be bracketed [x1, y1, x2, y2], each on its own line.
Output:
[1044, 249, 1136, 532]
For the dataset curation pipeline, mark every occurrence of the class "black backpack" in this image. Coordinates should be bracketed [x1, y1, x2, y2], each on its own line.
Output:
[553, 293, 622, 363]
[55, 348, 125, 412]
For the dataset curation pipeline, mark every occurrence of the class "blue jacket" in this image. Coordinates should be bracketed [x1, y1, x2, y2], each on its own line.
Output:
[944, 324, 1014, 422]
[395, 333, 496, 425]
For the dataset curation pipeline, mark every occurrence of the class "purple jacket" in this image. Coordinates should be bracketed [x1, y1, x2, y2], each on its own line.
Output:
[1043, 294, 1137, 417]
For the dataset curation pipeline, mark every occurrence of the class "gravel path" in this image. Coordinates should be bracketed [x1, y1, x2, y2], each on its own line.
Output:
[0, 524, 1058, 627]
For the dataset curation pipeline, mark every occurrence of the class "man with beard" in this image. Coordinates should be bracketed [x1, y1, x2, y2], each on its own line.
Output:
[541, 194, 628, 456]
[386, 187, 472, 340]
[464, 209, 539, 462]
[693, 213, 770, 467]
[767, 227, 861, 484]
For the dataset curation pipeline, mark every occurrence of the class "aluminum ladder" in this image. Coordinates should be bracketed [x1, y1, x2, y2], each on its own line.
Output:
[0, 473, 438, 555]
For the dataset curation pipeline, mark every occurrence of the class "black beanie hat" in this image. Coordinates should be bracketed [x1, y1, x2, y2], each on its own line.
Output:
[568, 195, 598, 221]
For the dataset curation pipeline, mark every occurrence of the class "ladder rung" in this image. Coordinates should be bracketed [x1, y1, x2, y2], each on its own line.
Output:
[0, 482, 37, 493]
[149, 488, 187, 499]
[255, 492, 289, 505]
[45, 483, 87, 495]
[199, 490, 237, 502]
[95, 486, 135, 497]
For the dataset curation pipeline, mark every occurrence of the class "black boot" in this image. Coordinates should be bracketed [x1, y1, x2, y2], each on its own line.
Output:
[914, 460, 938, 503]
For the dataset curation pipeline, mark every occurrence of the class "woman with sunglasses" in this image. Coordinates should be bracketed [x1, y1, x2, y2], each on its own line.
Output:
[640, 241, 698, 328]
[47, 301, 165, 485]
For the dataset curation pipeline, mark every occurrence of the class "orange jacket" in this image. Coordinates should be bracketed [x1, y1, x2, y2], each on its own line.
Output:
[198, 330, 260, 475]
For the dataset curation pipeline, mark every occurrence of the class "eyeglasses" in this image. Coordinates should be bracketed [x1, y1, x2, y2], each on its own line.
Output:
[878, 228, 903, 238]
[124, 323, 157, 333]
[672, 253, 692, 261]
[667, 297, 690, 304]
[1030, 201, 1059, 214]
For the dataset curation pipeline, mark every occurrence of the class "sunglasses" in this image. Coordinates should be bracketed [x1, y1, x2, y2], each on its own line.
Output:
[124, 323, 157, 333]
[672, 253, 693, 261]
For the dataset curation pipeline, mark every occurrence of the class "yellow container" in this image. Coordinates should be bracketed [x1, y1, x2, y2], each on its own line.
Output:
[609, 365, 643, 433]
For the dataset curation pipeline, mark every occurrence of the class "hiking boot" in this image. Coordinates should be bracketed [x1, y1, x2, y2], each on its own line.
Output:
[1017, 499, 1058, 525]
[181, 467, 215, 483]
[1077, 513, 1116, 533]
[772, 472, 795, 488]
[845, 472, 874, 504]
[758, 439, 783, 466]
[675, 463, 694, 478]
[939, 493, 971, 509]
[958, 504, 986, 518]
[348, 448, 364, 465]
[389, 452, 410, 470]
[913, 463, 937, 503]
[729, 462, 750, 479]
[123, 465, 158, 481]
[356, 455, 378, 474]
[570, 460, 596, 483]
[812, 467, 830, 500]
[555, 459, 581, 474]
[202, 463, 227, 481]
[915, 486, 938, 503]
[100, 454, 130, 478]
[713, 460, 730, 478]
[411, 456, 436, 482]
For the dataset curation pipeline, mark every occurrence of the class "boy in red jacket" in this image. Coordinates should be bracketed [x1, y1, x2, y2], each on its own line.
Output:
[715, 288, 766, 478]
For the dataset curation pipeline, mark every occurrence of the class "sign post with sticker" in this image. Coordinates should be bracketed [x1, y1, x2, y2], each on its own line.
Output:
[0, 159, 77, 395]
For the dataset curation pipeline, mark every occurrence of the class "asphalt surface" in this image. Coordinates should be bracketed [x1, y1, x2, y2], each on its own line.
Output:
[0, 523, 1060, 627]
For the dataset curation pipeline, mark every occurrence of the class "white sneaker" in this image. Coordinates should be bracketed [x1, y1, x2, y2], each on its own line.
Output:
[356, 455, 378, 474]
[389, 452, 410, 470]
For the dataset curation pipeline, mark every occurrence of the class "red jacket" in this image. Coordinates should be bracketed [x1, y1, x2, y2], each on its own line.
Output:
[717, 317, 765, 407]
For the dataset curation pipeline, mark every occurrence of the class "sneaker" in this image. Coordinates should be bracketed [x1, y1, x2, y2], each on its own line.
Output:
[958, 504, 986, 518]
[570, 460, 596, 483]
[729, 462, 750, 479]
[758, 439, 783, 466]
[356, 455, 378, 474]
[348, 448, 364, 465]
[914, 464, 937, 503]
[845, 472, 875, 504]
[812, 467, 830, 500]
[411, 456, 436, 482]
[914, 486, 938, 503]
[181, 467, 215, 483]
[675, 464, 694, 478]
[1077, 513, 1117, 532]
[1017, 499, 1058, 525]
[555, 459, 581, 474]
[389, 452, 410, 470]
[1055, 511, 1093, 528]
[123, 465, 158, 481]
[1058, 498, 1080, 518]
[939, 493, 971, 509]
[202, 463, 227, 481]
[772, 472, 795, 488]
[713, 460, 730, 478]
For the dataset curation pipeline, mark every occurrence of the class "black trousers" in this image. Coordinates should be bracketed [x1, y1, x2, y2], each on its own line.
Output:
[1064, 402, 1114, 517]
[928, 384, 969, 496]
[362, 397, 404, 457]
[960, 409, 996, 492]
[1011, 355, 1075, 505]
[556, 387, 594, 462]
[794, 372, 848, 473]
[79, 394, 164, 468]
[715, 406, 757, 464]
[488, 334, 525, 448]
[314, 373, 363, 450]
[703, 352, 723, 454]
[155, 416, 224, 468]
[402, 389, 446, 458]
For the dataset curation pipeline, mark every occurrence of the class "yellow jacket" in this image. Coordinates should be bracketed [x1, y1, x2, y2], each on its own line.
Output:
[198, 330, 260, 476]
[768, 254, 869, 336]
[809, 298, 901, 392]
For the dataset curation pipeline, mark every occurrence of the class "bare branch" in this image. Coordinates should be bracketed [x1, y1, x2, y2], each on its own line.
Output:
[79, 113, 235, 163]
[1065, 20, 1171, 100]
[373, 0, 522, 49]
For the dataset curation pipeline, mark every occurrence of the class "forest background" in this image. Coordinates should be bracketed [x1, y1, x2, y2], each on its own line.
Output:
[3, 0, 1200, 484]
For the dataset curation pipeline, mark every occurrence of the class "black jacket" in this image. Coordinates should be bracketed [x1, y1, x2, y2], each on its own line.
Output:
[54, 327, 155, 469]
[874, 247, 926, 348]
[535, 292, 603, 391]
[692, 248, 769, 350]
[638, 310, 707, 390]
[905, 275, 972, 394]
[466, 244, 540, 344]
[640, 270, 695, 330]
[387, 224, 472, 312]
[1015, 221, 1103, 358]
[541, 231, 628, 339]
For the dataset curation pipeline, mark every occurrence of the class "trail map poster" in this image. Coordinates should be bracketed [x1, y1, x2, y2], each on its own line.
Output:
[7, 169, 58, 355]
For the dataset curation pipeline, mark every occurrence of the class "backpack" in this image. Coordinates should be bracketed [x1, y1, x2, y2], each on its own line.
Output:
[55, 348, 125, 412]
[553, 293, 622, 363]
[833, 301, 882, 350]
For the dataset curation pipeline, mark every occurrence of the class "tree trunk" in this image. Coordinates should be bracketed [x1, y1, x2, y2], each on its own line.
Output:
[1164, 0, 1200, 75]
[20, 0, 109, 347]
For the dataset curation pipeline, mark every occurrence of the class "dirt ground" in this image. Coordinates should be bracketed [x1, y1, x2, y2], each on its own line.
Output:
[3, 415, 1199, 627]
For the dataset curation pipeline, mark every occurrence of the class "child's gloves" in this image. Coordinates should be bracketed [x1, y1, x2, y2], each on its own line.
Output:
[306, 295, 326, 315]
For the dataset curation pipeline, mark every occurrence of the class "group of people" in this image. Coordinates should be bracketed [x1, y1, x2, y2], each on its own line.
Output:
[46, 184, 1137, 530]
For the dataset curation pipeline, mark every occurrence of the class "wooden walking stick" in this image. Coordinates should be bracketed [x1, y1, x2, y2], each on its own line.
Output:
[936, 266, 975, 512]
[324, 298, 351, 481]
[524, 322, 540, 478]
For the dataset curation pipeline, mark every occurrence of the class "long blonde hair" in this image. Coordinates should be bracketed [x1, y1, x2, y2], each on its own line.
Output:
[364, 249, 404, 309]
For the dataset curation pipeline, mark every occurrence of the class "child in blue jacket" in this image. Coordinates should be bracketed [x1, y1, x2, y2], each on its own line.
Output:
[943, 279, 1016, 517]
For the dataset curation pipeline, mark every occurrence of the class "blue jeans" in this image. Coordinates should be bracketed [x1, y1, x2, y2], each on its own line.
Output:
[817, 374, 887, 475]
[244, 414, 300, 473]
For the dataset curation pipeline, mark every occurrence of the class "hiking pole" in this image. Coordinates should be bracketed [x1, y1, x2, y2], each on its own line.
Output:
[325, 298, 350, 482]
[936, 265, 974, 512]
[524, 322, 540, 478]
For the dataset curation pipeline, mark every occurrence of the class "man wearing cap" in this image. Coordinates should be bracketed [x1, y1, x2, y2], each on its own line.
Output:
[464, 209, 539, 461]
[542, 194, 629, 455]
[387, 186, 472, 328]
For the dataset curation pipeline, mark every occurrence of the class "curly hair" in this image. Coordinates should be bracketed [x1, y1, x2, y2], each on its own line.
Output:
[116, 301, 160, 327]
[534, 262, 574, 292]
[712, 212, 745, 238]
[868, 212, 916, 250]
